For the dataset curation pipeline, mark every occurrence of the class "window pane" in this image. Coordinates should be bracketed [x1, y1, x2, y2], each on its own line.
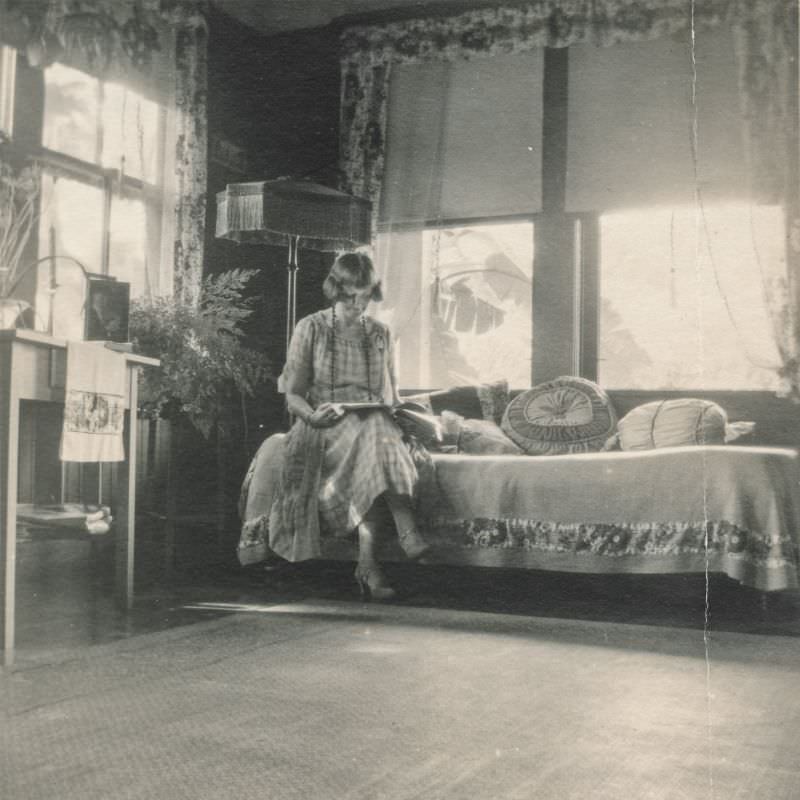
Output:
[37, 173, 104, 340]
[102, 83, 161, 183]
[109, 195, 147, 296]
[0, 46, 16, 139]
[598, 205, 783, 390]
[43, 63, 99, 163]
[378, 222, 533, 390]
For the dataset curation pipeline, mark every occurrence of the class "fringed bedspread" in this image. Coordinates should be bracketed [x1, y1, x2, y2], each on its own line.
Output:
[417, 446, 800, 591]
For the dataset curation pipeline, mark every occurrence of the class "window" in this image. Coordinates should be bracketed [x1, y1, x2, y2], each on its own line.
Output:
[378, 51, 542, 389]
[568, 29, 783, 392]
[598, 204, 783, 390]
[373, 24, 792, 392]
[34, 62, 168, 339]
[376, 221, 533, 390]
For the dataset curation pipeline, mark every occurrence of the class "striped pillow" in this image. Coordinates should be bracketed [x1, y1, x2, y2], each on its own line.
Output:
[616, 399, 729, 450]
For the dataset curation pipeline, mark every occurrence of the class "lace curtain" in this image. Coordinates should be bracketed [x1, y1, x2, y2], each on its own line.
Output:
[340, 0, 799, 396]
[0, 0, 209, 307]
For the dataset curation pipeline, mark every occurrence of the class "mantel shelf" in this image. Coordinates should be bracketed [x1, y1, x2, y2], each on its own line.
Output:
[0, 329, 160, 368]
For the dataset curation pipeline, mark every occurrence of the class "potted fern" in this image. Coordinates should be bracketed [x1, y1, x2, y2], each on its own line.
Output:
[129, 269, 274, 566]
[129, 268, 273, 438]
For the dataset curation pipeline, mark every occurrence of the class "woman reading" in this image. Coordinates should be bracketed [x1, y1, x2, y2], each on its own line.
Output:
[257, 252, 431, 601]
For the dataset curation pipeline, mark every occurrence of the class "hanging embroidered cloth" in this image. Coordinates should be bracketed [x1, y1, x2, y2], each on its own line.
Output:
[60, 342, 126, 462]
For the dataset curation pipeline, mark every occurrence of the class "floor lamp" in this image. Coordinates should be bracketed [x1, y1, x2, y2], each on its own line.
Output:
[215, 178, 372, 358]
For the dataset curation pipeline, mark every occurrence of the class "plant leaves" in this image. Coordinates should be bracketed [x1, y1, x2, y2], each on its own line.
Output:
[129, 269, 273, 438]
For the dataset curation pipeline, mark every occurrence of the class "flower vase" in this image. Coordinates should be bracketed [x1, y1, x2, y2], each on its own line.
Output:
[0, 297, 32, 329]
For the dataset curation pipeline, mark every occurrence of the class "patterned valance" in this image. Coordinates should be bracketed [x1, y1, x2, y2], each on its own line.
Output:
[0, 0, 207, 76]
[341, 0, 737, 66]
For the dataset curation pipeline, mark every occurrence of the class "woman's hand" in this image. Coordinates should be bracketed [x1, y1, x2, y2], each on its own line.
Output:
[307, 402, 345, 428]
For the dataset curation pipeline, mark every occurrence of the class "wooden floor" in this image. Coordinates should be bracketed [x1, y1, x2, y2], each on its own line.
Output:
[5, 596, 800, 799]
[5, 535, 800, 799]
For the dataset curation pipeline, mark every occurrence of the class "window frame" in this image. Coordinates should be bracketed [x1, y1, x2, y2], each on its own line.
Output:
[0, 45, 16, 140]
[4, 51, 166, 287]
[37, 61, 166, 278]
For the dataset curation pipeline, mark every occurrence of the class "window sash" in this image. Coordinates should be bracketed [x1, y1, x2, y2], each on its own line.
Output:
[0, 45, 16, 139]
[34, 59, 168, 299]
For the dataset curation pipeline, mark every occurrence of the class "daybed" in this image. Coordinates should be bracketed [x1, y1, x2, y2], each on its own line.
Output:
[242, 437, 800, 593]
[238, 379, 800, 593]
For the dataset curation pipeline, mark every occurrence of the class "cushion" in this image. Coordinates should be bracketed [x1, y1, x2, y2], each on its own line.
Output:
[440, 411, 522, 455]
[239, 433, 286, 523]
[237, 433, 287, 566]
[615, 399, 753, 451]
[501, 376, 618, 455]
[404, 379, 509, 424]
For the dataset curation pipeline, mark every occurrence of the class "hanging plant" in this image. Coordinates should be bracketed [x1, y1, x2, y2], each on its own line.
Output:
[0, 161, 40, 299]
[120, 6, 161, 68]
[55, 10, 119, 68]
[7, 0, 165, 70]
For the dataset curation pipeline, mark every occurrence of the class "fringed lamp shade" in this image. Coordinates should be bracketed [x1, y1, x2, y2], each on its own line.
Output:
[215, 178, 372, 360]
[215, 179, 371, 251]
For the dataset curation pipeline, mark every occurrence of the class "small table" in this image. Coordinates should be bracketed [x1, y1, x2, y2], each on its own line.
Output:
[0, 329, 159, 668]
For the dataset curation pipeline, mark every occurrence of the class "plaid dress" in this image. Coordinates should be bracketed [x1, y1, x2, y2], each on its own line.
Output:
[282, 309, 418, 540]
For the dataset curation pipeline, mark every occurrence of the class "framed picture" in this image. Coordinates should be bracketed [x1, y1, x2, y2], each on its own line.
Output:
[85, 277, 130, 343]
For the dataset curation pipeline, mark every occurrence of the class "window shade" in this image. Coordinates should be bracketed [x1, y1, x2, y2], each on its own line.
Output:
[565, 28, 749, 212]
[380, 50, 544, 225]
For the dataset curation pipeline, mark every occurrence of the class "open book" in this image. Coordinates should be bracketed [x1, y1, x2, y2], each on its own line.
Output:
[334, 401, 443, 444]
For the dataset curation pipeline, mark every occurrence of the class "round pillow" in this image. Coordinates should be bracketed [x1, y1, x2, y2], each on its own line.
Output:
[616, 399, 728, 451]
[501, 376, 617, 455]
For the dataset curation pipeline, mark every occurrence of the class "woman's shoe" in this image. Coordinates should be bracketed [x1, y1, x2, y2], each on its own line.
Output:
[354, 564, 397, 602]
[397, 528, 431, 561]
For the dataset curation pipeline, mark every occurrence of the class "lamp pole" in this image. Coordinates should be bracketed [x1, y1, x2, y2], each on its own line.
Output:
[285, 234, 300, 359]
[48, 226, 57, 336]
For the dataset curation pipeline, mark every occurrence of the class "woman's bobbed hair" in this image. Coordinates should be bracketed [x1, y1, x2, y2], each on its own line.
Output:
[322, 252, 383, 304]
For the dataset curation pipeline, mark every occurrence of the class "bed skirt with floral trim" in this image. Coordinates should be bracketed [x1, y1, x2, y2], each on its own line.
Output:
[416, 517, 799, 592]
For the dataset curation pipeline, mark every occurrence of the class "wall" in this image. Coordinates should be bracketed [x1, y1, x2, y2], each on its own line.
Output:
[205, 10, 341, 446]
